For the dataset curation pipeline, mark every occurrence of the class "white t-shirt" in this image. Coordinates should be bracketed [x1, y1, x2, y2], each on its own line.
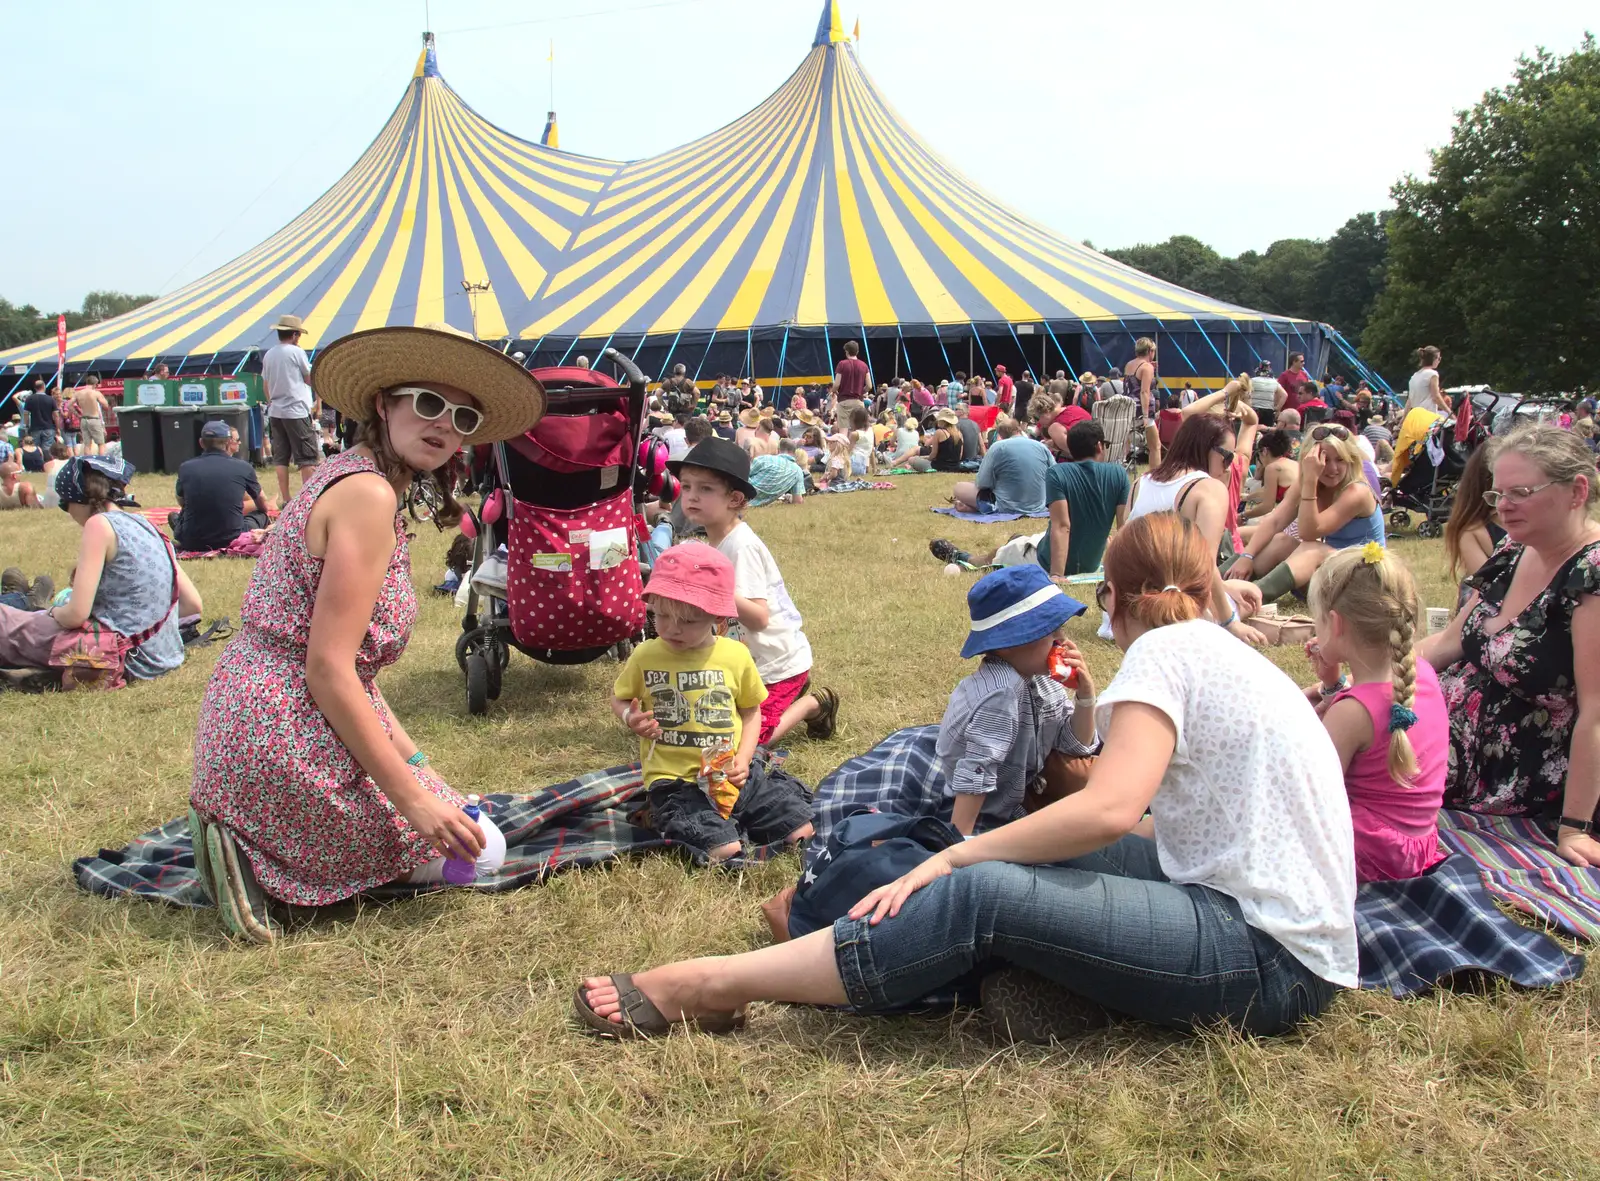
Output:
[1249, 375, 1281, 411]
[261, 342, 314, 420]
[716, 521, 813, 684]
[1094, 619, 1359, 987]
[850, 430, 873, 460]
[1406, 368, 1439, 412]
[655, 425, 688, 461]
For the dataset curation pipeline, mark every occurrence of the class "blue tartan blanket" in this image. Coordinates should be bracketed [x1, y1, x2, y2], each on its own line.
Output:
[72, 761, 793, 908]
[806, 727, 1584, 999]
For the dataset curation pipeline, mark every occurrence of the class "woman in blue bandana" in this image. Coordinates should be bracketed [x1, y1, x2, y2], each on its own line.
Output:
[0, 456, 201, 679]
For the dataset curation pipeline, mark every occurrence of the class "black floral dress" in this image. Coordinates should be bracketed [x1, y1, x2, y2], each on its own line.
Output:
[1439, 539, 1600, 824]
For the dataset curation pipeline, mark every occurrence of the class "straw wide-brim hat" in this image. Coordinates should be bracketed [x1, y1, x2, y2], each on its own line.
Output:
[271, 313, 308, 335]
[795, 408, 819, 425]
[716, 411, 733, 423]
[934, 409, 959, 426]
[738, 407, 762, 427]
[311, 324, 545, 445]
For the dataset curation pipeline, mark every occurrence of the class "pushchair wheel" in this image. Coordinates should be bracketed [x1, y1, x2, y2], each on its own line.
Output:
[1388, 510, 1411, 532]
[466, 653, 490, 716]
[486, 647, 503, 700]
[1417, 519, 1442, 540]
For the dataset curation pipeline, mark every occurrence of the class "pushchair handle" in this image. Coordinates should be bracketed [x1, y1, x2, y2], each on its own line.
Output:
[604, 348, 646, 387]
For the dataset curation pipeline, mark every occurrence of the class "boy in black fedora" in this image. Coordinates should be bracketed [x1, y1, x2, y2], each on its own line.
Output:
[671, 438, 839, 748]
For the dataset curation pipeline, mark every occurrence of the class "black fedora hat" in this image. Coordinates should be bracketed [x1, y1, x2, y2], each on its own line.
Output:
[669, 436, 757, 499]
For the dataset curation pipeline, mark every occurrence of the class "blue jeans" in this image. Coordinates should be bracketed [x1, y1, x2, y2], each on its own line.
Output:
[832, 834, 1337, 1034]
[33, 428, 56, 450]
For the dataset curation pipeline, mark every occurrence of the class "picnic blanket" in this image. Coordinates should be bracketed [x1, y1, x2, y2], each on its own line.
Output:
[73, 758, 800, 911]
[805, 727, 1584, 998]
[931, 506, 1051, 523]
[177, 533, 266, 560]
[814, 480, 896, 494]
[1438, 810, 1600, 942]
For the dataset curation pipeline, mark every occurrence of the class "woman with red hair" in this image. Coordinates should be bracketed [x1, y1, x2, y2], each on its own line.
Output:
[576, 514, 1358, 1042]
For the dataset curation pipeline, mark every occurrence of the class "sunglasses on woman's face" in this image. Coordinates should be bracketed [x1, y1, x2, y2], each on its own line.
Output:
[1212, 445, 1235, 467]
[1309, 424, 1351, 442]
[388, 386, 484, 435]
[1095, 581, 1112, 611]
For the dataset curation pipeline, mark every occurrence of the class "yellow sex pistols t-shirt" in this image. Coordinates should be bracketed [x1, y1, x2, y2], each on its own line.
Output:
[613, 637, 768, 788]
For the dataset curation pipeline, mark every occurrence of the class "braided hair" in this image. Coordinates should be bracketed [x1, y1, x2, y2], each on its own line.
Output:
[1308, 545, 1423, 785]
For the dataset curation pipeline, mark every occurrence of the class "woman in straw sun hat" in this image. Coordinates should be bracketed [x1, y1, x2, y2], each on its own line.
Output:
[188, 324, 545, 942]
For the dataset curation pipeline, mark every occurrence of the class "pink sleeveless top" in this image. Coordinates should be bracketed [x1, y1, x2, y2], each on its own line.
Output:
[1332, 659, 1448, 882]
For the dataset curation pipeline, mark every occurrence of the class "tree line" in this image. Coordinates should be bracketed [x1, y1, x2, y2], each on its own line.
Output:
[0, 291, 156, 352]
[1105, 35, 1596, 394]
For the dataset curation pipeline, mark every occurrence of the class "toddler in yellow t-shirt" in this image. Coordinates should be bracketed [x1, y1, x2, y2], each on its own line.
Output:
[613, 543, 812, 861]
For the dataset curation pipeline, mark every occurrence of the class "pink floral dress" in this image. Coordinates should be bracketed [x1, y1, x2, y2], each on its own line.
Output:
[1440, 539, 1600, 826]
[190, 449, 463, 905]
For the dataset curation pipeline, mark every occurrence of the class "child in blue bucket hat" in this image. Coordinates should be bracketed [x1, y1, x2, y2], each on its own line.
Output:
[935, 565, 1100, 836]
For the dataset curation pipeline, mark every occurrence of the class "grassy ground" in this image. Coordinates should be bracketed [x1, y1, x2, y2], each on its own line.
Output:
[0, 467, 1594, 1180]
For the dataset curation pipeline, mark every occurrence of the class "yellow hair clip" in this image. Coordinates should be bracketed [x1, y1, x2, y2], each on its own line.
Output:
[1362, 541, 1386, 566]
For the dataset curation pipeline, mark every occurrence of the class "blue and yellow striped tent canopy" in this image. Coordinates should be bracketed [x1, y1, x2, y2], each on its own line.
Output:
[5, 2, 1371, 388]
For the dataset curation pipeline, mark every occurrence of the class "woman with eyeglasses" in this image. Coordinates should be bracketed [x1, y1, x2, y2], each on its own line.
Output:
[187, 325, 547, 942]
[1228, 424, 1383, 603]
[1417, 426, 1600, 868]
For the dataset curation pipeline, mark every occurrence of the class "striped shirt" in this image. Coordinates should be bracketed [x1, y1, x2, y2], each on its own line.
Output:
[935, 658, 1098, 826]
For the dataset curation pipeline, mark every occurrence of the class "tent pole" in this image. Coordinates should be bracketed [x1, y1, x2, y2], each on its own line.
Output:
[775, 326, 790, 405]
[967, 334, 973, 375]
[692, 331, 717, 383]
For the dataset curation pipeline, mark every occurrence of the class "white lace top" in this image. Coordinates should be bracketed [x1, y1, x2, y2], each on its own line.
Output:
[1095, 619, 1359, 986]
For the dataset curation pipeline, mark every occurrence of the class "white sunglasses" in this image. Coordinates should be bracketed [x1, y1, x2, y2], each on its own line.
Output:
[387, 386, 483, 435]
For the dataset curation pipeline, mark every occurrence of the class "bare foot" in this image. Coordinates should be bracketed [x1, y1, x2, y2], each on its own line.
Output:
[760, 885, 796, 943]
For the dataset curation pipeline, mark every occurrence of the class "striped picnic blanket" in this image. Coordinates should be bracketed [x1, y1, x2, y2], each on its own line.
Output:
[72, 759, 794, 909]
[805, 727, 1585, 999]
[1437, 810, 1600, 942]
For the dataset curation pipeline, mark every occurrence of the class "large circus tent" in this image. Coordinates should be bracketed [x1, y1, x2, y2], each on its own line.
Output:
[2, 1, 1382, 398]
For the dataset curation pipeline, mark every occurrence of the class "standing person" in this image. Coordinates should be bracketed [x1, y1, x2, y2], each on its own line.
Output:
[1126, 338, 1161, 468]
[834, 341, 870, 405]
[671, 438, 840, 747]
[1248, 361, 1289, 426]
[70, 373, 112, 456]
[187, 325, 543, 941]
[170, 421, 274, 552]
[576, 513, 1357, 1042]
[1046, 370, 1072, 402]
[994, 365, 1014, 412]
[261, 313, 321, 504]
[1277, 353, 1311, 413]
[1406, 346, 1450, 414]
[1014, 370, 1036, 410]
[22, 378, 59, 451]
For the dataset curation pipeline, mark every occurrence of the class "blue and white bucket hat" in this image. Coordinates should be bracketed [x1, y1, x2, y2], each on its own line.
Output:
[960, 564, 1086, 658]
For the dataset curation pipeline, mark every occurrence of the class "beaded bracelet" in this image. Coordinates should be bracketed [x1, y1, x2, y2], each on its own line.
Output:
[406, 751, 430, 768]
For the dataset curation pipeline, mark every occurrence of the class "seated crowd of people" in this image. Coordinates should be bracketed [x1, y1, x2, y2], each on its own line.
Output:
[3, 327, 1596, 1049]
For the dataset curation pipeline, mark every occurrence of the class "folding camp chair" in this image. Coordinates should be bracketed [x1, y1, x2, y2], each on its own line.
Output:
[1092, 395, 1139, 469]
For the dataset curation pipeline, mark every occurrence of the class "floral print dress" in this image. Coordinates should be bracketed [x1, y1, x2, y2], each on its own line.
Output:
[190, 449, 464, 905]
[1439, 539, 1600, 825]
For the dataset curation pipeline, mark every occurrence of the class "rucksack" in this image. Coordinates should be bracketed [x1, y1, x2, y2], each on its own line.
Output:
[787, 808, 963, 938]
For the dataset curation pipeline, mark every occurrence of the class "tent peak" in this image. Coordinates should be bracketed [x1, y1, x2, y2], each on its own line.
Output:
[414, 31, 440, 80]
[812, 1, 849, 47]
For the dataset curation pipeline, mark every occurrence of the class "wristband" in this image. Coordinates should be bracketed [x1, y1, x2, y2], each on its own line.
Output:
[1318, 676, 1350, 699]
[406, 751, 429, 767]
[1558, 816, 1595, 834]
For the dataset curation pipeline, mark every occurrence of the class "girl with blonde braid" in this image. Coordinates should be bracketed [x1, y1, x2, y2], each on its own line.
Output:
[1302, 542, 1448, 882]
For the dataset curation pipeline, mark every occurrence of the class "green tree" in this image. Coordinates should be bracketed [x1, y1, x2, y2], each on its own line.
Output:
[0, 290, 157, 351]
[1315, 213, 1389, 342]
[80, 290, 157, 322]
[1363, 36, 1600, 392]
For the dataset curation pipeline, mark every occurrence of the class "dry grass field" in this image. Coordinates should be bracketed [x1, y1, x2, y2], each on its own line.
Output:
[0, 466, 1594, 1180]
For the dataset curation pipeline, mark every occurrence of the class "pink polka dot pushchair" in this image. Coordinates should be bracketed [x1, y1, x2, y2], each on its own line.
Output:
[455, 349, 670, 715]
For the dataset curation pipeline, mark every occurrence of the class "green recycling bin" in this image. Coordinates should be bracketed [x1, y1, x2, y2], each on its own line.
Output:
[123, 379, 177, 408]
[210, 373, 262, 407]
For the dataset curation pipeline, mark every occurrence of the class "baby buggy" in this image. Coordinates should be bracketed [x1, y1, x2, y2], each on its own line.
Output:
[1383, 404, 1493, 539]
[455, 349, 667, 716]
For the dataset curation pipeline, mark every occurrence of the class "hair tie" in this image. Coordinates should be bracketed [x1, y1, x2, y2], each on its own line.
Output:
[1362, 541, 1385, 566]
[1161, 584, 1181, 592]
[1389, 703, 1418, 733]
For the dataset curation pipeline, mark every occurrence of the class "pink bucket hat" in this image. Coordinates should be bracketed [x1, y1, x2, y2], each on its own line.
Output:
[645, 542, 736, 618]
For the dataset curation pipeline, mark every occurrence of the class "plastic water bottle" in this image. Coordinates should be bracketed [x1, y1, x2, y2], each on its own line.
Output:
[441, 794, 482, 885]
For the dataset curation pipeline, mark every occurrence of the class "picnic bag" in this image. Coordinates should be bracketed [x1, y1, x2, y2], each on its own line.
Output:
[504, 486, 646, 653]
[787, 808, 963, 939]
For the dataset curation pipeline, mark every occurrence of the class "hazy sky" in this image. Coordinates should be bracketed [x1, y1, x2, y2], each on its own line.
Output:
[2, 0, 1592, 311]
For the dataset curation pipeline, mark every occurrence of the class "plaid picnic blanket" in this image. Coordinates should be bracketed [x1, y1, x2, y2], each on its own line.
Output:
[805, 727, 1585, 998]
[1437, 810, 1600, 942]
[72, 760, 797, 909]
[813, 479, 896, 494]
